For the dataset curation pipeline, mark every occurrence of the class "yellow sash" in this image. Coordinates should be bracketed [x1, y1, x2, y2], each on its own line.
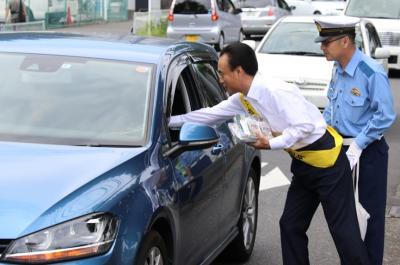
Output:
[240, 93, 261, 117]
[286, 126, 343, 168]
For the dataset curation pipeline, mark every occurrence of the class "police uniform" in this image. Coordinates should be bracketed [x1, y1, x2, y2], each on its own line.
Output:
[315, 17, 397, 265]
[170, 72, 370, 265]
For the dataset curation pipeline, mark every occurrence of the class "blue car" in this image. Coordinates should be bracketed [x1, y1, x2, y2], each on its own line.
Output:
[0, 32, 261, 265]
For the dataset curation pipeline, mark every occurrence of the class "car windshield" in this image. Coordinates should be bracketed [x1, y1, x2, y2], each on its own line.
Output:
[259, 22, 325, 56]
[173, 0, 211, 14]
[233, 0, 273, 8]
[0, 53, 154, 146]
[345, 0, 400, 19]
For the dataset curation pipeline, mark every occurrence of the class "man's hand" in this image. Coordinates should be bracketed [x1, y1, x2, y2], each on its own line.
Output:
[346, 141, 362, 170]
[248, 131, 271, 150]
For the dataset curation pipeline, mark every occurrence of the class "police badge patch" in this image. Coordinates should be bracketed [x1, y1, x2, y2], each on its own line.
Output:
[351, 87, 361, 96]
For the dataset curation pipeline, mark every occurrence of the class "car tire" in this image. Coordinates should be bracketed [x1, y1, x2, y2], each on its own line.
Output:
[239, 30, 244, 42]
[219, 168, 258, 262]
[136, 230, 170, 265]
[215, 34, 224, 51]
[314, 10, 321, 15]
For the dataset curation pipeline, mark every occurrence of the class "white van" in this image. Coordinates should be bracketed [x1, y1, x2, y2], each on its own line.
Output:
[345, 0, 400, 71]
[0, 0, 67, 22]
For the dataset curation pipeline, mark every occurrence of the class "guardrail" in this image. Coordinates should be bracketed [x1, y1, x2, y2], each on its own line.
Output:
[0, 20, 45, 32]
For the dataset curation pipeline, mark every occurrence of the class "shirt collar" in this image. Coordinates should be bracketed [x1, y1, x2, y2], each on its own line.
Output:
[336, 48, 362, 77]
[246, 72, 263, 101]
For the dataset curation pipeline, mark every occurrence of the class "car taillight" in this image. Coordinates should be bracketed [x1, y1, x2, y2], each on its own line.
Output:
[268, 7, 274, 16]
[168, 12, 174, 21]
[211, 0, 218, 21]
[168, 0, 176, 21]
[211, 10, 219, 21]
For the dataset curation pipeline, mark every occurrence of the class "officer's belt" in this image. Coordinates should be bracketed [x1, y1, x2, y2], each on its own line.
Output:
[239, 93, 343, 168]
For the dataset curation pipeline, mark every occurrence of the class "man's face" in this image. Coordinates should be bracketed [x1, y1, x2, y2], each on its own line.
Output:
[320, 35, 347, 61]
[217, 54, 241, 96]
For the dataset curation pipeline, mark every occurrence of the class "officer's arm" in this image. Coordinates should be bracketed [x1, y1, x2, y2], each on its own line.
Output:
[355, 72, 396, 149]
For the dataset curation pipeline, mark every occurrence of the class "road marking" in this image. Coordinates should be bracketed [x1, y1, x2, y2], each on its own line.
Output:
[261, 162, 269, 169]
[260, 167, 290, 191]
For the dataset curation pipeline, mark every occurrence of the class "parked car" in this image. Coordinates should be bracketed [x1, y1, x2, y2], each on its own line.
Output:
[0, 32, 261, 265]
[310, 0, 346, 15]
[166, 0, 243, 51]
[253, 16, 390, 109]
[345, 0, 400, 71]
[233, 0, 292, 38]
[286, 0, 316, 15]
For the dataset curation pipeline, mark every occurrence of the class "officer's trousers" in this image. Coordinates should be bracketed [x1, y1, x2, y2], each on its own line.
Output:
[351, 138, 388, 265]
[280, 132, 370, 265]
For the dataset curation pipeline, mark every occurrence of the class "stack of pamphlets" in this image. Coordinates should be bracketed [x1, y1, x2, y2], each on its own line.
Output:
[228, 114, 273, 143]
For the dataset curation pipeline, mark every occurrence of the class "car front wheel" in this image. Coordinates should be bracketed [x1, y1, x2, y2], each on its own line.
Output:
[220, 168, 259, 262]
[136, 231, 169, 265]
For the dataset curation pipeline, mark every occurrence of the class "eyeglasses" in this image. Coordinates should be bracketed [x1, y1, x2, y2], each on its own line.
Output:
[321, 35, 347, 46]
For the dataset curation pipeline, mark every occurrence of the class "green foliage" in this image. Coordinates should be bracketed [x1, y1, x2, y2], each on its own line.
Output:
[137, 17, 168, 37]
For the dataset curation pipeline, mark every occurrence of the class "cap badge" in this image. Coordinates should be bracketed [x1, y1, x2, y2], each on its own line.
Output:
[351, 87, 361, 96]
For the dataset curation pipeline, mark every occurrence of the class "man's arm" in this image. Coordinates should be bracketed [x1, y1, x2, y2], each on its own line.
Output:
[168, 93, 245, 127]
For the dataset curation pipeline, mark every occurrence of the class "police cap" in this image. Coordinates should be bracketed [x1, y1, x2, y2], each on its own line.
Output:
[314, 16, 360, 43]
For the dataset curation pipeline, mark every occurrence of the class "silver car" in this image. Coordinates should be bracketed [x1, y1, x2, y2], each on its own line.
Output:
[166, 0, 243, 51]
[235, 0, 292, 38]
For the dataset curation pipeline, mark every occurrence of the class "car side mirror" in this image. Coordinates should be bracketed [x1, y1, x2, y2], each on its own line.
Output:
[165, 123, 220, 157]
[234, 8, 242, 14]
[373, 47, 390, 59]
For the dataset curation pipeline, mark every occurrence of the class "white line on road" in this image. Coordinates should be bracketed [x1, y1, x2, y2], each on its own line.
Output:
[260, 166, 290, 191]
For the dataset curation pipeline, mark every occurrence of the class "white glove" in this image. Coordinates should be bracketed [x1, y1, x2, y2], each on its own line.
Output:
[346, 141, 363, 170]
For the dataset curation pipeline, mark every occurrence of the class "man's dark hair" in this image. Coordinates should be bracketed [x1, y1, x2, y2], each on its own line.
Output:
[220, 42, 258, 76]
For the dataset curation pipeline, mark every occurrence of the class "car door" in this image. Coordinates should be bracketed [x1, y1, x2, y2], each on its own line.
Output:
[216, 0, 242, 42]
[165, 55, 225, 265]
[190, 61, 248, 240]
[360, 20, 389, 71]
[277, 0, 292, 17]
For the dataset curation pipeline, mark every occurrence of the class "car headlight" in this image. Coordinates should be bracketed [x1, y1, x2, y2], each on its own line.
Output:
[3, 213, 119, 264]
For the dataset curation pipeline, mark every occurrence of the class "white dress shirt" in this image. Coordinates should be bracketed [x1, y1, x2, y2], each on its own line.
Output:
[169, 72, 327, 150]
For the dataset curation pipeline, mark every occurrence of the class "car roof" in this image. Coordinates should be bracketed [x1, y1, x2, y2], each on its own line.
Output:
[279, 15, 367, 25]
[0, 32, 205, 64]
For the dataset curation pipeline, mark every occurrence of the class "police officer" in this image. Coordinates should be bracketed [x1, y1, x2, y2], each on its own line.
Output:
[314, 16, 396, 265]
[169, 43, 370, 265]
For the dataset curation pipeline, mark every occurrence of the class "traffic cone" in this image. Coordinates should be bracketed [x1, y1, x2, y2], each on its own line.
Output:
[66, 5, 73, 25]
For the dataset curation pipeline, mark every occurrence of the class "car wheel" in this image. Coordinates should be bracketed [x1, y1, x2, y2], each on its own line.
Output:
[136, 231, 169, 265]
[215, 34, 224, 51]
[219, 168, 258, 262]
[314, 10, 321, 15]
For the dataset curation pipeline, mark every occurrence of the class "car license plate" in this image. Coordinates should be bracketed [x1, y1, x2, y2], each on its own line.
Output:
[185, 35, 199, 42]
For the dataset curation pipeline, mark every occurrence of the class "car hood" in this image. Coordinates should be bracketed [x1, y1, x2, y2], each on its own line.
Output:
[0, 141, 144, 239]
[256, 53, 333, 82]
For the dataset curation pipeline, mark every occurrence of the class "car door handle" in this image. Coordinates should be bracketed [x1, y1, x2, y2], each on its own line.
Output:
[211, 144, 224, 155]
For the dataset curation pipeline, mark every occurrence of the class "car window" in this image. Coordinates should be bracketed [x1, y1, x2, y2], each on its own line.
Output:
[365, 23, 382, 55]
[217, 0, 236, 13]
[173, 0, 211, 14]
[0, 53, 153, 146]
[234, 0, 274, 8]
[345, 0, 400, 19]
[192, 63, 226, 107]
[259, 22, 324, 56]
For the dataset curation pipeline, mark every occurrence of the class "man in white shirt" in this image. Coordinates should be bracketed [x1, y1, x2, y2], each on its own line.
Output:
[169, 43, 370, 264]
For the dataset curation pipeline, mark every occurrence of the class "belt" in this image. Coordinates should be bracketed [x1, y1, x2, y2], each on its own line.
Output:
[286, 126, 343, 168]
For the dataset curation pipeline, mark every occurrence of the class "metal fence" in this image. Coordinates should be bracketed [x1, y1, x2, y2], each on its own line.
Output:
[132, 9, 169, 37]
[0, 0, 128, 30]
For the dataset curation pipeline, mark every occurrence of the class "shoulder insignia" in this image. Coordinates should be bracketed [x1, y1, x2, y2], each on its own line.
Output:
[359, 61, 375, 78]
